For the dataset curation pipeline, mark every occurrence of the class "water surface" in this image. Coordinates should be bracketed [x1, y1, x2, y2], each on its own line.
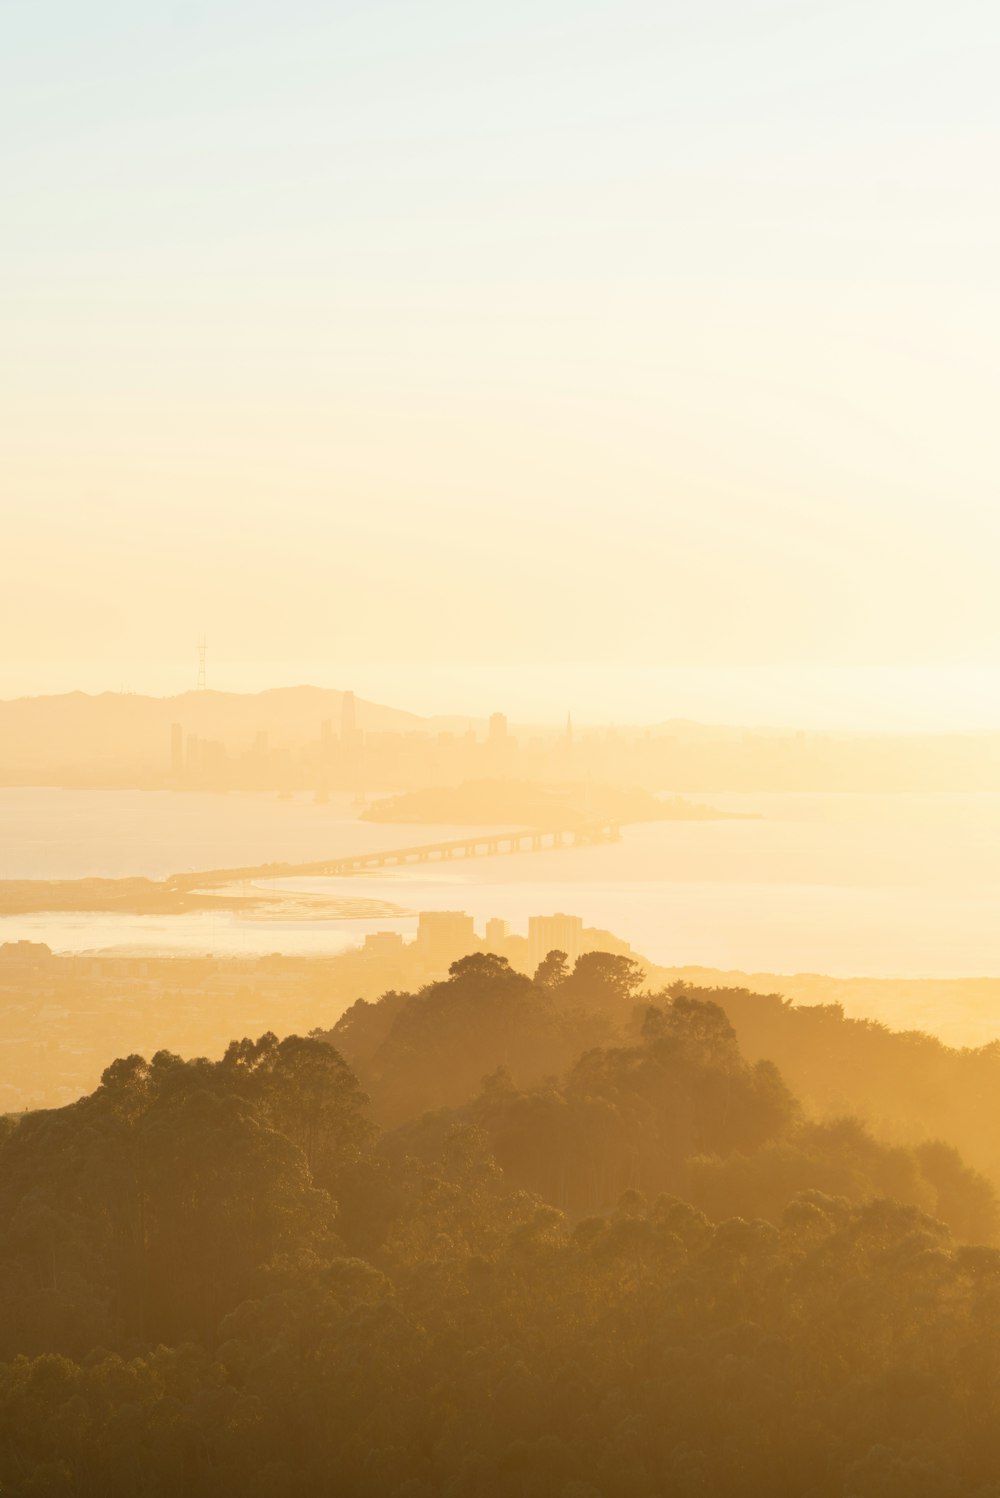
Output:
[2, 789, 999, 977]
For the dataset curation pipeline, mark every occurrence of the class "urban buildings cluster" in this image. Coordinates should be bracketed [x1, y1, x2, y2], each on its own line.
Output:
[9, 686, 1000, 793]
[0, 911, 634, 1112]
[165, 697, 1000, 796]
[168, 692, 523, 792]
[363, 908, 632, 977]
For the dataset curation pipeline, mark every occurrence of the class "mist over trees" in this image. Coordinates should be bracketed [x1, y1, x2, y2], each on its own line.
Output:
[3, 953, 1000, 1495]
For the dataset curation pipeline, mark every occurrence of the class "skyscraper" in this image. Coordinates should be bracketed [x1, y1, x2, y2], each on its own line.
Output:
[170, 722, 183, 778]
[341, 690, 357, 741]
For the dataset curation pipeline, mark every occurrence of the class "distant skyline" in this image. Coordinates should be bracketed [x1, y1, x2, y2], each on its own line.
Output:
[7, 659, 1000, 734]
[5, 3, 1000, 729]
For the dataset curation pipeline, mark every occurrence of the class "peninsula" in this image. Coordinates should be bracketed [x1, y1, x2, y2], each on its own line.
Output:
[361, 780, 746, 826]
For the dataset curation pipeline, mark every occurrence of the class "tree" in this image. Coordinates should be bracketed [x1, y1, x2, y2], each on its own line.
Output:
[534, 950, 569, 987]
[562, 952, 646, 1008]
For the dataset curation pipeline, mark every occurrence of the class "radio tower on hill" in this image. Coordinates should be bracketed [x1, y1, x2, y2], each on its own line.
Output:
[197, 635, 207, 692]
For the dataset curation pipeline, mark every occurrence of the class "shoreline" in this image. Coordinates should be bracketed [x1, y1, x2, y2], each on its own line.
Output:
[0, 878, 408, 921]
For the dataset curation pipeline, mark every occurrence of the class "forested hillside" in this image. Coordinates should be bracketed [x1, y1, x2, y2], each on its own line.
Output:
[3, 955, 1000, 1495]
[330, 954, 1000, 1199]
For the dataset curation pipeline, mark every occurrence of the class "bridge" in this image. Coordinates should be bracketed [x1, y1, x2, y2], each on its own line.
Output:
[168, 822, 621, 891]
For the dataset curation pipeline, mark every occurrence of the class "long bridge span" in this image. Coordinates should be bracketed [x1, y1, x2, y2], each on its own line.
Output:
[168, 821, 621, 890]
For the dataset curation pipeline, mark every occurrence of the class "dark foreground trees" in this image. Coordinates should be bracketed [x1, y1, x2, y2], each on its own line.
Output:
[2, 964, 1000, 1496]
[3, 1191, 1000, 1498]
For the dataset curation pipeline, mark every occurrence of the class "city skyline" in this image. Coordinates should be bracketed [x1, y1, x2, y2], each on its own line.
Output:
[11, 659, 1000, 734]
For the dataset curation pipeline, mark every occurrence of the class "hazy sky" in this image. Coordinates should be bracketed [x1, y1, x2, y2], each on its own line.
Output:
[4, 2, 1000, 724]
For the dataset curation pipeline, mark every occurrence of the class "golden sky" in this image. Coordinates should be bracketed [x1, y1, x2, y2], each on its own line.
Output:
[3, 2, 1000, 723]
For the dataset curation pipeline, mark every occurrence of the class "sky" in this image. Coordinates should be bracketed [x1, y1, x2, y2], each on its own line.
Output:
[3, 1, 1000, 726]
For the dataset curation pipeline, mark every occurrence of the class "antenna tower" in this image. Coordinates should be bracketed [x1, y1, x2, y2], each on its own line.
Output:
[197, 635, 207, 692]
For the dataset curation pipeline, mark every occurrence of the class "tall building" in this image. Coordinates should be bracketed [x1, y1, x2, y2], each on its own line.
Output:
[416, 911, 476, 970]
[484, 917, 510, 950]
[341, 690, 357, 741]
[486, 710, 516, 775]
[528, 913, 583, 971]
[170, 722, 183, 777]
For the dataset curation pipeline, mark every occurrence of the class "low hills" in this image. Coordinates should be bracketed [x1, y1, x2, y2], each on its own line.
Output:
[0, 685, 439, 776]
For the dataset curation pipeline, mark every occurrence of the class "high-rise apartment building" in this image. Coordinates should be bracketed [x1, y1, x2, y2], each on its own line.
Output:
[416, 911, 476, 970]
[528, 912, 583, 971]
[484, 917, 510, 950]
